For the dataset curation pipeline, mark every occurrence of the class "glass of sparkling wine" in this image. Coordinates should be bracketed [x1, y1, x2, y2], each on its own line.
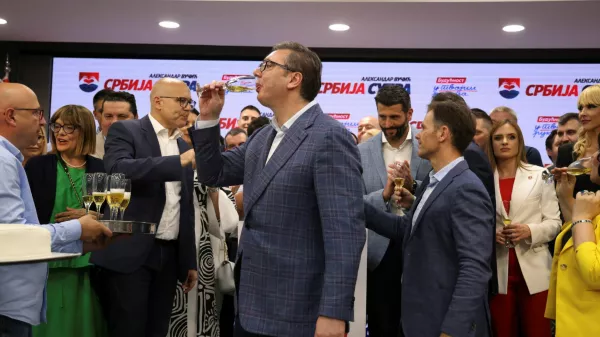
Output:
[196, 75, 256, 95]
[82, 173, 94, 214]
[108, 174, 125, 221]
[92, 173, 108, 220]
[502, 200, 515, 248]
[567, 157, 592, 176]
[119, 179, 131, 221]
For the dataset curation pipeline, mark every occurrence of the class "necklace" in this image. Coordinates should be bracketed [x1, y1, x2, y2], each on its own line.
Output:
[60, 154, 87, 168]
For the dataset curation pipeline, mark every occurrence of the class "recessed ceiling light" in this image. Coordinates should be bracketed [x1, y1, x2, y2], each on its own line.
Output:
[0, 18, 7, 25]
[503, 24, 525, 33]
[159, 21, 180, 29]
[329, 23, 349, 32]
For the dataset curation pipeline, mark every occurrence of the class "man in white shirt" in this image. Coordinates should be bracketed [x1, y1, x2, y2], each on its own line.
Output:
[192, 41, 365, 337]
[91, 78, 197, 337]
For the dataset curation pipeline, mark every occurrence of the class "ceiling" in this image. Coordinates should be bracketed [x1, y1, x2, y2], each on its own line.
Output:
[0, 0, 599, 49]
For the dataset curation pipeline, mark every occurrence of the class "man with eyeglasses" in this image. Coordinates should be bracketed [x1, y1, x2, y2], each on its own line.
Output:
[193, 42, 365, 337]
[0, 82, 112, 337]
[91, 78, 198, 337]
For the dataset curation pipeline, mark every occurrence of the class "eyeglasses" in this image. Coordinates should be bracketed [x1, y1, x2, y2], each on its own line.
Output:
[258, 60, 296, 73]
[49, 122, 78, 134]
[14, 108, 44, 120]
[159, 96, 196, 109]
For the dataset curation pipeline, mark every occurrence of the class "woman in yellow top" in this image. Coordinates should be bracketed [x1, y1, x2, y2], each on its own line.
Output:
[547, 117, 600, 335]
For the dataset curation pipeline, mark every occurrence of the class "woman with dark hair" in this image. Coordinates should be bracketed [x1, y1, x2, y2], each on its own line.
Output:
[546, 130, 600, 335]
[487, 119, 561, 337]
[25, 105, 107, 337]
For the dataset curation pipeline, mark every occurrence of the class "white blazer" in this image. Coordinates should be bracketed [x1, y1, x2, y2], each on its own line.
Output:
[494, 163, 561, 295]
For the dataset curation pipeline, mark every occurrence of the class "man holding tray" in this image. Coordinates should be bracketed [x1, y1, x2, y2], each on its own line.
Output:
[0, 83, 111, 337]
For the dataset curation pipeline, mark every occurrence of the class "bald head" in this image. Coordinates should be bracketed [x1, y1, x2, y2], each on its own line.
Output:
[358, 116, 380, 142]
[0, 83, 38, 111]
[150, 78, 193, 131]
[0, 83, 44, 152]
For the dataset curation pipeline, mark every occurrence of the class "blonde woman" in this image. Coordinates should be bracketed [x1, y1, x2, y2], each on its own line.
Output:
[486, 119, 561, 337]
[554, 85, 600, 221]
[22, 126, 47, 166]
[545, 131, 600, 336]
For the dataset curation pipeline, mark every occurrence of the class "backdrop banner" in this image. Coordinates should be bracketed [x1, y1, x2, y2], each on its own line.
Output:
[52, 57, 600, 165]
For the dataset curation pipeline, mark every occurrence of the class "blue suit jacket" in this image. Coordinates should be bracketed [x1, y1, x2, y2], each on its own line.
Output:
[365, 160, 493, 337]
[90, 116, 196, 282]
[358, 127, 431, 270]
[191, 104, 366, 337]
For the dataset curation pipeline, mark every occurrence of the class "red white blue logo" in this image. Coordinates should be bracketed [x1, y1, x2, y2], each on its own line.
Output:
[499, 78, 520, 99]
[79, 72, 100, 93]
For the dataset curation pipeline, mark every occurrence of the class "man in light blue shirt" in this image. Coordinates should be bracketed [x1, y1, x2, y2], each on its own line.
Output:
[0, 83, 112, 337]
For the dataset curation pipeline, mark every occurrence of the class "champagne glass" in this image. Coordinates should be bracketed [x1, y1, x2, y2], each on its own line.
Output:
[119, 179, 131, 221]
[196, 75, 256, 95]
[566, 157, 592, 176]
[502, 200, 515, 248]
[82, 173, 94, 214]
[108, 174, 125, 221]
[92, 173, 108, 219]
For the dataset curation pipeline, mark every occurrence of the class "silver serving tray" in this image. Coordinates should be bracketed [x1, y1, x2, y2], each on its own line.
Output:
[100, 220, 156, 234]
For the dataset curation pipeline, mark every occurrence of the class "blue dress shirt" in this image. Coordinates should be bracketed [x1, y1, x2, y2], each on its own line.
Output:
[0, 136, 82, 326]
[411, 156, 465, 231]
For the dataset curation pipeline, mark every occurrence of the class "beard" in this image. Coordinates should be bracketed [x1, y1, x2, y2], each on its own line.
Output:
[381, 121, 409, 142]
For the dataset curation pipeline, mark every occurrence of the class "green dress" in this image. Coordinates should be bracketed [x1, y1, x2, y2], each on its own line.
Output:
[32, 163, 108, 337]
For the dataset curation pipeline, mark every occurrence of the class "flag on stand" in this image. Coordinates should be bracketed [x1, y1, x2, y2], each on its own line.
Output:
[2, 54, 10, 83]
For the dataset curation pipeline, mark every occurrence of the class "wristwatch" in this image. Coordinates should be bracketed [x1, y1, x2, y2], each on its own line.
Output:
[207, 187, 219, 193]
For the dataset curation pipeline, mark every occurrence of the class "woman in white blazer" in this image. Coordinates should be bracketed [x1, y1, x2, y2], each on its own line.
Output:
[486, 119, 561, 337]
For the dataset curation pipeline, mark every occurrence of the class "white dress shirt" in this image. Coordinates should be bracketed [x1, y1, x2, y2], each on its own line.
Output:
[149, 113, 182, 240]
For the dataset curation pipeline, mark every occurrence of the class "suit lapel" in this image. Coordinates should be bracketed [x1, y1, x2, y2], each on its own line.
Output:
[509, 165, 537, 218]
[493, 170, 509, 220]
[244, 107, 317, 213]
[369, 133, 387, 187]
[410, 161, 468, 238]
[141, 115, 162, 158]
[409, 126, 423, 178]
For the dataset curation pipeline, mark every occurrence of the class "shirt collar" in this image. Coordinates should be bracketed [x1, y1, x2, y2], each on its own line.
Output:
[149, 113, 182, 140]
[429, 156, 464, 185]
[0, 135, 24, 162]
[271, 100, 317, 133]
[381, 126, 412, 145]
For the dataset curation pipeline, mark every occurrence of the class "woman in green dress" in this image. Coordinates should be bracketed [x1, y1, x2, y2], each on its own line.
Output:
[25, 104, 108, 337]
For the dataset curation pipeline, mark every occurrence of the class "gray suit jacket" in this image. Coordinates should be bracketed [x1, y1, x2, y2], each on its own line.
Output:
[358, 126, 431, 270]
[365, 160, 493, 337]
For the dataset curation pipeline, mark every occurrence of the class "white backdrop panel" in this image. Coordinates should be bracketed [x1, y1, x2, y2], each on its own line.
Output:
[52, 57, 600, 165]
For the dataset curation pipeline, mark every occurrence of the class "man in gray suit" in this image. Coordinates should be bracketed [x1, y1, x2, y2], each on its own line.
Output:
[365, 100, 493, 337]
[359, 85, 431, 337]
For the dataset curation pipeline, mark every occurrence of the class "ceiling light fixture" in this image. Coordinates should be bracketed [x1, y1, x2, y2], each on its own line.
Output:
[329, 23, 349, 32]
[502, 24, 525, 33]
[159, 21, 180, 29]
[0, 18, 7, 25]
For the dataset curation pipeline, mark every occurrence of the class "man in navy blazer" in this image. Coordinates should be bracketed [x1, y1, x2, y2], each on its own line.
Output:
[359, 85, 432, 337]
[191, 42, 365, 337]
[91, 78, 197, 337]
[365, 100, 494, 337]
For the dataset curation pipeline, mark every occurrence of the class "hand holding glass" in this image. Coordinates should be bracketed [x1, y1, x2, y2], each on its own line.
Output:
[502, 200, 515, 248]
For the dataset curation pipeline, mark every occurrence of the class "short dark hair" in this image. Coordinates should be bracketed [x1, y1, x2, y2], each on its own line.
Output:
[225, 127, 247, 139]
[93, 89, 114, 109]
[471, 108, 492, 125]
[247, 116, 270, 136]
[374, 85, 411, 112]
[102, 91, 138, 117]
[427, 101, 475, 154]
[241, 105, 261, 115]
[431, 92, 469, 108]
[546, 129, 557, 150]
[272, 41, 322, 102]
[558, 112, 579, 126]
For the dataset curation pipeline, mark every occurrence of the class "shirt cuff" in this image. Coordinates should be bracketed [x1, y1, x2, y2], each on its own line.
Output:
[45, 219, 82, 253]
[195, 116, 219, 129]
